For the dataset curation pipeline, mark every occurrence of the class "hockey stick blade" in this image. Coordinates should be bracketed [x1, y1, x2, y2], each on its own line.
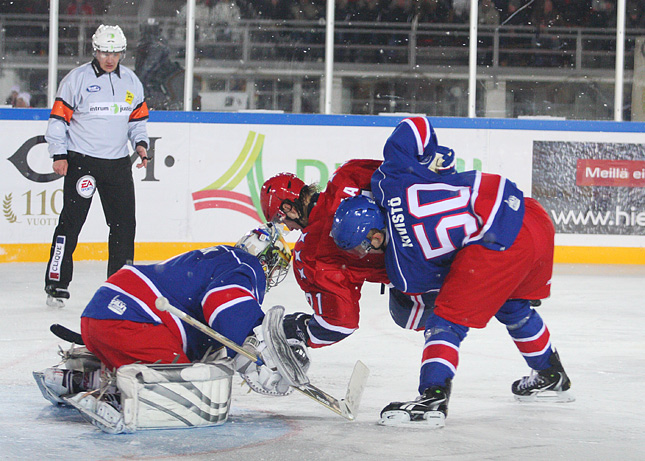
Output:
[50, 324, 84, 345]
[295, 384, 350, 419]
[341, 360, 369, 416]
[294, 360, 370, 421]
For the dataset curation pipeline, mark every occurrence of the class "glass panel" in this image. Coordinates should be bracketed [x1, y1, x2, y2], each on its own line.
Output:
[0, 2, 640, 119]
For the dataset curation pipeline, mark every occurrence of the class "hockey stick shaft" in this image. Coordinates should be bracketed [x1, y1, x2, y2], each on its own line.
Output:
[155, 297, 262, 365]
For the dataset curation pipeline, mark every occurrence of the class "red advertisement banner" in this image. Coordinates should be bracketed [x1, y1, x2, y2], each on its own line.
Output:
[576, 159, 645, 187]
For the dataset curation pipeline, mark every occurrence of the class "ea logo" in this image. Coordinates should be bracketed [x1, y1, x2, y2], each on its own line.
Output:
[76, 175, 97, 199]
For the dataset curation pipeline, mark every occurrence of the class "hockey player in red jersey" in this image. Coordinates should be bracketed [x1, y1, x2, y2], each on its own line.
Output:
[331, 117, 574, 428]
[260, 161, 437, 348]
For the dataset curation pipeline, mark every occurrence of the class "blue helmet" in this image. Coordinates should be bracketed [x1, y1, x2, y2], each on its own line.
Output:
[331, 195, 386, 251]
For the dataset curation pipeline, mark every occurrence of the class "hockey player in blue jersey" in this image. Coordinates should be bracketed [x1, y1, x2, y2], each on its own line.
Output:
[80, 224, 289, 369]
[37, 224, 310, 407]
[332, 117, 573, 428]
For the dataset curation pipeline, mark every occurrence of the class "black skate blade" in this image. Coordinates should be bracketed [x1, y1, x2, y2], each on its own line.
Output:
[50, 324, 84, 345]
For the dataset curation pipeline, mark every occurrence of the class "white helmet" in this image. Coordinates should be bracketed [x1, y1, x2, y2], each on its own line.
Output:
[92, 24, 127, 53]
[236, 223, 292, 291]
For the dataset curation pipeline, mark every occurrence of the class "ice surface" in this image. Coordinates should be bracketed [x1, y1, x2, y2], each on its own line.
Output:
[1, 261, 644, 460]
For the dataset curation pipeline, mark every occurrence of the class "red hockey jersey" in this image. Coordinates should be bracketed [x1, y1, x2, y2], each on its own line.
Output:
[292, 159, 389, 347]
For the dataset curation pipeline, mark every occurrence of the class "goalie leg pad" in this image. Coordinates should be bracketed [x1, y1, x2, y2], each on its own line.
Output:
[118, 360, 234, 432]
[65, 392, 127, 434]
[34, 371, 66, 405]
[33, 344, 103, 406]
[65, 360, 235, 433]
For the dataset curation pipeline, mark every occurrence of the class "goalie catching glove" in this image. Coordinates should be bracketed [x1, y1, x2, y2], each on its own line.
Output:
[234, 307, 311, 396]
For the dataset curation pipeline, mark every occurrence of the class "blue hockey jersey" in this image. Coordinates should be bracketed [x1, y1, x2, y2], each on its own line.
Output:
[371, 117, 525, 294]
[82, 246, 266, 361]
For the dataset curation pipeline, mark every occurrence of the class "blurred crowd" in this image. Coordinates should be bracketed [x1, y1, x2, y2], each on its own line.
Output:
[1, 0, 644, 29]
[185, 0, 643, 29]
[0, 0, 107, 15]
[5, 86, 31, 108]
[2, 0, 644, 109]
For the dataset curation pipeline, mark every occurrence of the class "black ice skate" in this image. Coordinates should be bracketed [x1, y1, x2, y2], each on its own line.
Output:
[512, 350, 575, 402]
[378, 380, 451, 428]
[45, 285, 70, 308]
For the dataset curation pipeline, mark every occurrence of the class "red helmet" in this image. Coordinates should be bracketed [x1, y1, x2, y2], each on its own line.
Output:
[261, 173, 305, 222]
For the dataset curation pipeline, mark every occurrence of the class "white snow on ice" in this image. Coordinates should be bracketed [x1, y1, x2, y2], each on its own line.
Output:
[1, 261, 644, 460]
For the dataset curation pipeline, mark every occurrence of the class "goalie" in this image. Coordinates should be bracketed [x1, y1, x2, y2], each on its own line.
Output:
[34, 223, 312, 433]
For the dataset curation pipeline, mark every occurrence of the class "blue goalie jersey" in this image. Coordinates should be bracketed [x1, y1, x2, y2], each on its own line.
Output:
[82, 246, 266, 361]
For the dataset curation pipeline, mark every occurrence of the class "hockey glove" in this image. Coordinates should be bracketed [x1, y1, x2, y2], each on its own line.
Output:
[282, 312, 312, 373]
[283, 312, 311, 345]
[233, 331, 294, 396]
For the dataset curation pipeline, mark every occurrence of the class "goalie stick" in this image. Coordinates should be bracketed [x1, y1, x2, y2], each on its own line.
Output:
[155, 297, 369, 421]
[50, 323, 84, 345]
[155, 297, 261, 365]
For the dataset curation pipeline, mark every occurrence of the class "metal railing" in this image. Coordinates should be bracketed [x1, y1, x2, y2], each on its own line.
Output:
[1, 14, 643, 73]
[2, 13, 643, 117]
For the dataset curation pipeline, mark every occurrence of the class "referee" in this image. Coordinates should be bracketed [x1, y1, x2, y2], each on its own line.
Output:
[44, 24, 149, 308]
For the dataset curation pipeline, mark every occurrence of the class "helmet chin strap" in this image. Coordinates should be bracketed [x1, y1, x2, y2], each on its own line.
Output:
[372, 229, 387, 252]
[285, 204, 308, 229]
[282, 192, 319, 229]
[305, 193, 319, 217]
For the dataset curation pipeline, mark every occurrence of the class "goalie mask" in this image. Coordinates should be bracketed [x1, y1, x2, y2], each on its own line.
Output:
[236, 224, 292, 291]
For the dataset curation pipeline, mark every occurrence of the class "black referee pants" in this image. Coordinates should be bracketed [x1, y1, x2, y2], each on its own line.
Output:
[45, 152, 136, 289]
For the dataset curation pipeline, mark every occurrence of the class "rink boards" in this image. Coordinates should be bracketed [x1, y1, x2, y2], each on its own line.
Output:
[1, 109, 644, 264]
